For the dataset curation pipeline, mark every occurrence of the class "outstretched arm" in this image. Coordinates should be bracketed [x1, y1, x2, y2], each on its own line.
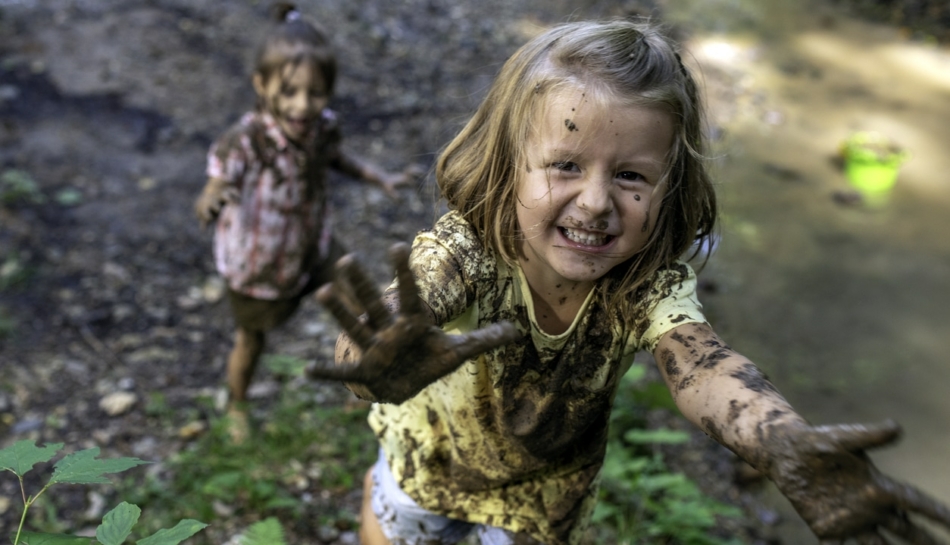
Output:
[308, 243, 521, 403]
[655, 322, 950, 543]
[333, 150, 421, 198]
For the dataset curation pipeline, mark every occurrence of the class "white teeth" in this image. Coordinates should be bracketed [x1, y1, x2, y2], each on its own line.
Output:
[562, 228, 608, 246]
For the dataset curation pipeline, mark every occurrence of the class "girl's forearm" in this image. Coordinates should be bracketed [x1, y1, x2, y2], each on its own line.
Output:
[655, 323, 808, 471]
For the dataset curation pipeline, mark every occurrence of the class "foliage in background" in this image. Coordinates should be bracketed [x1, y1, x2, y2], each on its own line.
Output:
[0, 169, 45, 207]
[0, 440, 206, 545]
[590, 363, 745, 545]
[6, 353, 747, 543]
[119, 355, 375, 543]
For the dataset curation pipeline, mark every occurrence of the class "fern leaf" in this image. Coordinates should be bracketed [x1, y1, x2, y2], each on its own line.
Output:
[239, 517, 286, 545]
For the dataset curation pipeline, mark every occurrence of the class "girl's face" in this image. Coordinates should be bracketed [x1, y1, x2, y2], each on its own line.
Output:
[515, 86, 674, 292]
[254, 61, 329, 143]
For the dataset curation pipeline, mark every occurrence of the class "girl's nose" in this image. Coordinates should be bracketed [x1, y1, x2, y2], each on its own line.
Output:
[576, 175, 613, 216]
[288, 91, 310, 112]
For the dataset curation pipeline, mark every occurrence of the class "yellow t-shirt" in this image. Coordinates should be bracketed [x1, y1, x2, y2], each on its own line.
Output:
[368, 211, 706, 545]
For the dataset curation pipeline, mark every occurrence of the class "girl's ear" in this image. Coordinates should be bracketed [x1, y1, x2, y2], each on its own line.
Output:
[252, 73, 266, 97]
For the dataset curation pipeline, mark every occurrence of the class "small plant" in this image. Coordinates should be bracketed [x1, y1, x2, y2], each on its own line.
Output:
[590, 363, 746, 544]
[238, 518, 286, 545]
[0, 169, 45, 206]
[118, 357, 373, 542]
[0, 440, 207, 545]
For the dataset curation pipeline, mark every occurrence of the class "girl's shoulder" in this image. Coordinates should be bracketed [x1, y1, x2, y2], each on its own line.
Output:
[426, 211, 489, 257]
[414, 210, 499, 279]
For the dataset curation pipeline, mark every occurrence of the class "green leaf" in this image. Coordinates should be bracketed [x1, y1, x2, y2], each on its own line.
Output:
[54, 188, 83, 206]
[50, 448, 150, 485]
[623, 428, 690, 445]
[262, 354, 309, 377]
[136, 520, 207, 545]
[239, 517, 286, 545]
[0, 440, 63, 477]
[17, 532, 93, 545]
[621, 362, 647, 384]
[96, 502, 142, 545]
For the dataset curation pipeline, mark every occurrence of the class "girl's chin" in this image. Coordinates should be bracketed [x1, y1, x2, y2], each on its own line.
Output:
[280, 120, 310, 139]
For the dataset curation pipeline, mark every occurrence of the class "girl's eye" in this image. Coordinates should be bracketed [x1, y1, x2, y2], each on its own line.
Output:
[617, 171, 646, 183]
[551, 161, 579, 172]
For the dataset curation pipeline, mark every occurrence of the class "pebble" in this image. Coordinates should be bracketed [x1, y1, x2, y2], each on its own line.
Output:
[178, 420, 207, 439]
[99, 391, 138, 416]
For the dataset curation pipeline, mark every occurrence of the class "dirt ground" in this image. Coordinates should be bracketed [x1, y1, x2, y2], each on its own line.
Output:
[2, 0, 938, 543]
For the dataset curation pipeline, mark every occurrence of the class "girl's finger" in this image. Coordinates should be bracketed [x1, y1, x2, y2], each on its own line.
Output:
[305, 360, 364, 383]
[810, 420, 902, 453]
[337, 254, 392, 329]
[390, 243, 425, 317]
[316, 283, 375, 348]
[878, 476, 950, 527]
[880, 512, 944, 545]
[449, 322, 521, 363]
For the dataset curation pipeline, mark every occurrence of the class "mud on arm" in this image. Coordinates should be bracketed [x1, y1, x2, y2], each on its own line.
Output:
[654, 322, 950, 542]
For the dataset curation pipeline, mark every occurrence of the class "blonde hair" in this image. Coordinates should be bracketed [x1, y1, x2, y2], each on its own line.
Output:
[436, 19, 717, 321]
[253, 4, 337, 103]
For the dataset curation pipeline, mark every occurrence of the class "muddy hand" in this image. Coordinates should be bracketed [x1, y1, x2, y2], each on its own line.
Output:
[309, 243, 521, 403]
[194, 179, 239, 227]
[764, 419, 950, 544]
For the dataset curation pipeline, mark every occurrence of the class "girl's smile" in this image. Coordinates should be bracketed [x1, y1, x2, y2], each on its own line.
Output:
[515, 86, 675, 298]
[254, 61, 329, 143]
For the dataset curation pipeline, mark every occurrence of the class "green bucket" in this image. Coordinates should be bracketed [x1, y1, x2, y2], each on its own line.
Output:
[841, 132, 908, 206]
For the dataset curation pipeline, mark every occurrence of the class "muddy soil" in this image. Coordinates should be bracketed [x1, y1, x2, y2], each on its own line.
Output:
[1, 0, 941, 543]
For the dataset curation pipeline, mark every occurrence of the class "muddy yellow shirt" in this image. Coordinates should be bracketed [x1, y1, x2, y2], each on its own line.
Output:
[368, 211, 706, 545]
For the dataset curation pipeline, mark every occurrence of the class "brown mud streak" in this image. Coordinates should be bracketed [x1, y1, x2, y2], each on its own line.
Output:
[730, 363, 780, 396]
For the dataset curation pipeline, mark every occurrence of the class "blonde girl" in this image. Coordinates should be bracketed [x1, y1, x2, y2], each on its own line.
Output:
[310, 19, 950, 545]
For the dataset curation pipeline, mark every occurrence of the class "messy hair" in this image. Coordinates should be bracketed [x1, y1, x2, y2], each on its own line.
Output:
[435, 19, 717, 321]
[253, 3, 337, 99]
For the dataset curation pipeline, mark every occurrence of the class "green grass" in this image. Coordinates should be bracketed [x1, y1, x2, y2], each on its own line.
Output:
[118, 360, 375, 543]
[117, 358, 747, 544]
[588, 364, 746, 545]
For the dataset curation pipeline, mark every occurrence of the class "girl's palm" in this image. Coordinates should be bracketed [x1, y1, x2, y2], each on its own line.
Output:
[309, 243, 520, 403]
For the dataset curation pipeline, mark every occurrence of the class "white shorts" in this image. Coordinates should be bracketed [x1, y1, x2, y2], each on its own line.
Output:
[370, 450, 542, 545]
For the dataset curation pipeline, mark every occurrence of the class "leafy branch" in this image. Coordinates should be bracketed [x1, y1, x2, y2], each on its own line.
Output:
[0, 440, 207, 545]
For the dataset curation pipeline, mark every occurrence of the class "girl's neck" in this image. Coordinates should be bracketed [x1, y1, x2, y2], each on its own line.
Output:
[518, 260, 594, 336]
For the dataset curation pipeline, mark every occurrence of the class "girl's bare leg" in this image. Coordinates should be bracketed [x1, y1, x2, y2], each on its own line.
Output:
[227, 326, 265, 404]
[225, 327, 264, 442]
[360, 467, 391, 545]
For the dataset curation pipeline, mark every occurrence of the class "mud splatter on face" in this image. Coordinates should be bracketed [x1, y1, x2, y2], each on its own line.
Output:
[563, 216, 583, 228]
[564, 119, 578, 132]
